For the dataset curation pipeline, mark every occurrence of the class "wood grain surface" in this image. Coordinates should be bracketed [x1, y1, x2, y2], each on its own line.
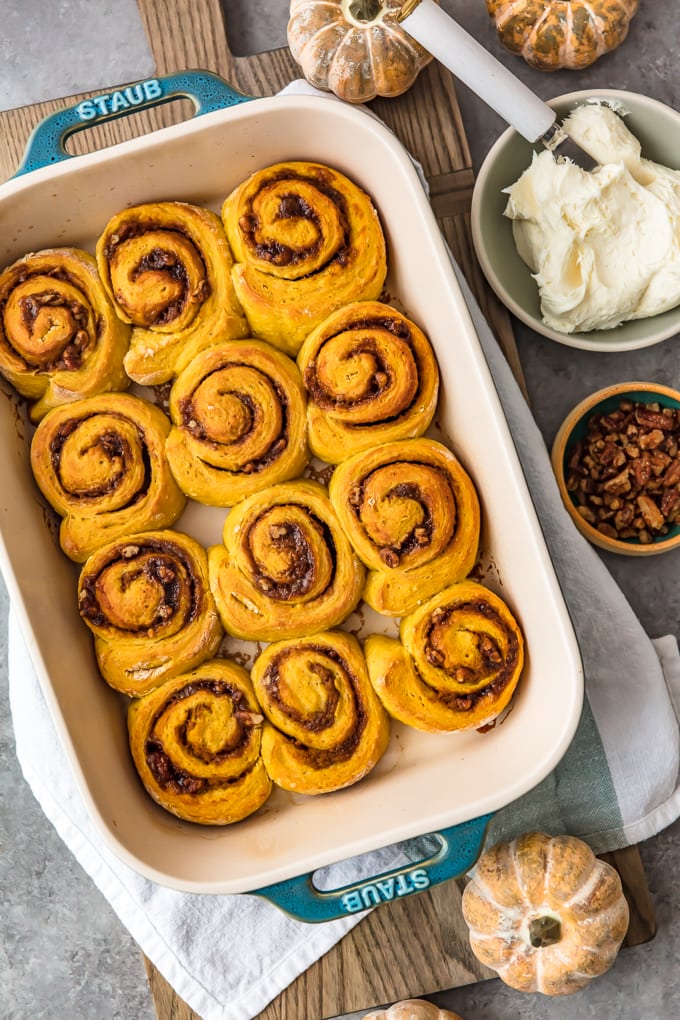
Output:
[0, 1, 656, 1018]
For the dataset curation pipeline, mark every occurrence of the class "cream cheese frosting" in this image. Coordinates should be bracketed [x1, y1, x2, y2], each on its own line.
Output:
[504, 102, 680, 334]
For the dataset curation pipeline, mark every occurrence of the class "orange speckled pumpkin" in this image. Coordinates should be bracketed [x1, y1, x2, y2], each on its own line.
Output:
[462, 831, 630, 996]
[486, 0, 639, 70]
[363, 1000, 464, 1020]
[287, 0, 436, 103]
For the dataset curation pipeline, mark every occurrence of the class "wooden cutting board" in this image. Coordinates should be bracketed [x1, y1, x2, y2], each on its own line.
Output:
[0, 2, 656, 1018]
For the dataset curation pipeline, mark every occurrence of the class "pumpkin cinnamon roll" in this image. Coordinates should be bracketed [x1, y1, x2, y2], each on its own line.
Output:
[221, 161, 387, 356]
[95, 201, 248, 385]
[30, 392, 186, 562]
[297, 300, 439, 464]
[166, 339, 309, 506]
[329, 438, 480, 617]
[77, 530, 223, 696]
[251, 631, 390, 795]
[365, 580, 525, 733]
[0, 247, 130, 422]
[128, 659, 272, 825]
[208, 479, 365, 642]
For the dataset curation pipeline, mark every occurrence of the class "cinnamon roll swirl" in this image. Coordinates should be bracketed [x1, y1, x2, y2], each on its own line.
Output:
[221, 161, 387, 356]
[128, 659, 272, 825]
[0, 247, 130, 422]
[208, 479, 365, 642]
[78, 530, 223, 696]
[251, 631, 390, 795]
[297, 301, 439, 463]
[95, 201, 248, 385]
[329, 438, 480, 616]
[165, 339, 309, 506]
[30, 392, 186, 562]
[364, 580, 525, 732]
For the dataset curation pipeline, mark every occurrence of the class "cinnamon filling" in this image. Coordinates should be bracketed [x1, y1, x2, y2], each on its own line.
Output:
[49, 417, 151, 500]
[421, 599, 520, 711]
[14, 291, 91, 371]
[103, 223, 212, 324]
[304, 317, 421, 423]
[144, 679, 258, 793]
[351, 464, 448, 559]
[177, 372, 290, 472]
[79, 541, 201, 631]
[247, 510, 337, 600]
[262, 644, 367, 766]
[241, 170, 351, 274]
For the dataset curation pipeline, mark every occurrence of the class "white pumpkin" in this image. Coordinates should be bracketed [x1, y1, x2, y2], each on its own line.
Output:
[287, 0, 435, 103]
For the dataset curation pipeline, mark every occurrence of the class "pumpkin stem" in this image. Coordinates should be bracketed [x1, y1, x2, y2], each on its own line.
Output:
[529, 915, 562, 948]
[349, 0, 383, 22]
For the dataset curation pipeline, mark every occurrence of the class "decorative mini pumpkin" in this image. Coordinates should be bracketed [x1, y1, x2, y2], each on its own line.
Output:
[287, 0, 435, 103]
[462, 831, 630, 995]
[363, 1000, 463, 1020]
[486, 0, 639, 70]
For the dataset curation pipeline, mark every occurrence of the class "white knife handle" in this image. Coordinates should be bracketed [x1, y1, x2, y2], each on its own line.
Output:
[402, 0, 556, 143]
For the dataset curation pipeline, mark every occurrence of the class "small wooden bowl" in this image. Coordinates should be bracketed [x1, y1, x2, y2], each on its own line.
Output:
[551, 382, 680, 556]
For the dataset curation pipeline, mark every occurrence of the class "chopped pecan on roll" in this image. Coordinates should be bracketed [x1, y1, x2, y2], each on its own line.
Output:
[30, 392, 186, 562]
[208, 478, 365, 642]
[297, 300, 439, 464]
[128, 659, 272, 825]
[165, 338, 309, 506]
[78, 530, 223, 696]
[251, 631, 390, 795]
[222, 161, 387, 356]
[365, 579, 525, 733]
[95, 201, 248, 385]
[329, 437, 480, 616]
[0, 247, 130, 422]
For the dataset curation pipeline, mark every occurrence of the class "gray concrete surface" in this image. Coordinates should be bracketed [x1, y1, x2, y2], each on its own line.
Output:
[1, 1, 679, 1018]
[0, 0, 154, 113]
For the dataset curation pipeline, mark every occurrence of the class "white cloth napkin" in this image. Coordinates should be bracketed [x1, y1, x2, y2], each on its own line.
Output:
[7, 83, 680, 1020]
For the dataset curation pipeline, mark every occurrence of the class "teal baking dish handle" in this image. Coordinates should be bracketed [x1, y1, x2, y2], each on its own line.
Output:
[13, 69, 253, 177]
[253, 812, 493, 923]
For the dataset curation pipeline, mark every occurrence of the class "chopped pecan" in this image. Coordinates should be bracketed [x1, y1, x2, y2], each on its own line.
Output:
[635, 407, 678, 431]
[630, 456, 652, 489]
[380, 547, 400, 568]
[660, 488, 680, 517]
[637, 495, 665, 531]
[564, 396, 680, 543]
[664, 461, 680, 487]
[602, 469, 631, 495]
[639, 428, 666, 450]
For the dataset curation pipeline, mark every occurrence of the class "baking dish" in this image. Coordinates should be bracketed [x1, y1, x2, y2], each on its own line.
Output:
[0, 71, 583, 916]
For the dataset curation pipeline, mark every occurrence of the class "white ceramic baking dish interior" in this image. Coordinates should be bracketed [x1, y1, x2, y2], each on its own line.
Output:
[0, 77, 583, 897]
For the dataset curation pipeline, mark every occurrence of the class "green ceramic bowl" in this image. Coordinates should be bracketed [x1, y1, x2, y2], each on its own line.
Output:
[551, 382, 680, 556]
[471, 89, 680, 352]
